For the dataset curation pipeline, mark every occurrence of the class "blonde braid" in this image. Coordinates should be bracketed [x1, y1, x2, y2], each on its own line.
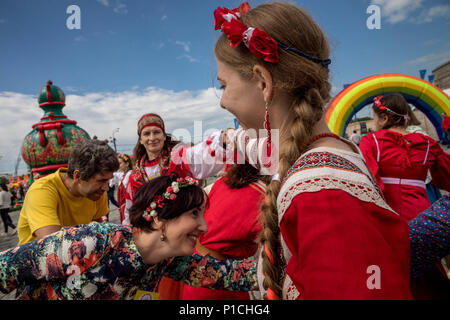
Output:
[260, 90, 325, 299]
[213, 2, 331, 299]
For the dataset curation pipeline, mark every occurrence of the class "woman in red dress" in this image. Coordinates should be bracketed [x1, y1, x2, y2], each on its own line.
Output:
[182, 164, 270, 300]
[213, 2, 412, 299]
[359, 94, 450, 222]
[116, 154, 133, 224]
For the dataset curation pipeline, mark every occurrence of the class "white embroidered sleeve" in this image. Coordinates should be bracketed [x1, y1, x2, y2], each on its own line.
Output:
[172, 131, 229, 180]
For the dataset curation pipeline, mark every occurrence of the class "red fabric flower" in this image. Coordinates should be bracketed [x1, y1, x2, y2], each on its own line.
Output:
[374, 96, 387, 111]
[221, 19, 247, 47]
[239, 2, 251, 16]
[153, 195, 165, 208]
[214, 3, 279, 63]
[214, 7, 232, 30]
[214, 2, 250, 30]
[248, 28, 279, 63]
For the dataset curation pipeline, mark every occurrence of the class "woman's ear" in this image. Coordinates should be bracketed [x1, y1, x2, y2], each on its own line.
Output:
[380, 114, 389, 127]
[153, 216, 165, 231]
[253, 64, 274, 104]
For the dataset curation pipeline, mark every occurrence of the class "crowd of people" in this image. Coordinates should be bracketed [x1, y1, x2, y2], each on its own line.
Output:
[0, 2, 449, 300]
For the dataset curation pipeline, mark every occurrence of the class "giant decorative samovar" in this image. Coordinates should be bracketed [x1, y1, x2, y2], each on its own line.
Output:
[21, 81, 90, 181]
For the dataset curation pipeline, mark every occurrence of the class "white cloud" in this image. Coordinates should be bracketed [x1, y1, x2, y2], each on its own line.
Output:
[177, 54, 198, 63]
[371, 0, 423, 24]
[417, 5, 450, 23]
[371, 0, 450, 24]
[0, 87, 232, 174]
[97, 0, 127, 14]
[406, 50, 450, 66]
[0, 19, 7, 23]
[113, 1, 128, 15]
[161, 15, 168, 21]
[331, 86, 342, 97]
[96, 0, 109, 7]
[175, 41, 191, 53]
[423, 39, 439, 46]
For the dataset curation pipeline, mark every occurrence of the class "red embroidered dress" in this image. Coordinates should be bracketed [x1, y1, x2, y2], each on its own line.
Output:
[117, 170, 132, 224]
[182, 177, 266, 300]
[359, 130, 450, 221]
[256, 146, 413, 299]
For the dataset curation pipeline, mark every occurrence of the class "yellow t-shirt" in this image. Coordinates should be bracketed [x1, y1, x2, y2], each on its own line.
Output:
[17, 168, 109, 245]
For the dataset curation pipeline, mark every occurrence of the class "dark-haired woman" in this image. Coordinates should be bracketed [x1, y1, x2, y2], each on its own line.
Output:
[182, 164, 270, 300]
[360, 94, 450, 222]
[116, 154, 133, 224]
[0, 175, 256, 300]
[123, 113, 230, 298]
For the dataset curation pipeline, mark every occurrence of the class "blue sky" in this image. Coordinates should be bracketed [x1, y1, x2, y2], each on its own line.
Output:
[0, 0, 449, 173]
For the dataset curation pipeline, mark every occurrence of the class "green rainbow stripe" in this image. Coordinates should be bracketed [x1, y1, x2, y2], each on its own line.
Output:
[325, 74, 450, 136]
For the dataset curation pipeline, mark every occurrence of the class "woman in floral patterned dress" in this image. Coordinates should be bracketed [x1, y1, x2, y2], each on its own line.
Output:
[0, 174, 256, 300]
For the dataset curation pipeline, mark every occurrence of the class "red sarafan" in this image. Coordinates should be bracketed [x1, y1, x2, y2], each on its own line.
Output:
[360, 129, 450, 221]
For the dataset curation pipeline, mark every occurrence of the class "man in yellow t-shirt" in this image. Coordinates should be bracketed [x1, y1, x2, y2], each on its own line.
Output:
[17, 139, 119, 245]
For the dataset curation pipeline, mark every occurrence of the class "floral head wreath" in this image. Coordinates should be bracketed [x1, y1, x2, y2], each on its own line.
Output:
[214, 2, 331, 67]
[142, 176, 200, 222]
[373, 96, 410, 123]
[118, 153, 130, 163]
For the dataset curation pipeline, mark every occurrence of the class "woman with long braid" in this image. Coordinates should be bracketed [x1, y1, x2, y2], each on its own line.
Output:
[359, 94, 450, 222]
[214, 2, 412, 299]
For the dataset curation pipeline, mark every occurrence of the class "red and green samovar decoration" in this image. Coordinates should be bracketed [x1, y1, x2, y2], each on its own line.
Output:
[21, 81, 90, 181]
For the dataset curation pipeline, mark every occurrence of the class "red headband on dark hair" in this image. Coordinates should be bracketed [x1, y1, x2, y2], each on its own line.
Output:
[373, 96, 410, 122]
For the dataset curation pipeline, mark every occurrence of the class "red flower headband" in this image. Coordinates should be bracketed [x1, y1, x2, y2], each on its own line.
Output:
[373, 96, 410, 122]
[373, 96, 387, 111]
[214, 2, 278, 63]
[214, 2, 331, 67]
[142, 177, 200, 222]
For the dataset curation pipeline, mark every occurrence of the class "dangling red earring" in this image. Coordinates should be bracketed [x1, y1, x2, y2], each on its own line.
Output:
[263, 102, 272, 168]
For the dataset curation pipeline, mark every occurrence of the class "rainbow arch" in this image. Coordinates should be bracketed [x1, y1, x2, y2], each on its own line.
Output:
[325, 74, 450, 139]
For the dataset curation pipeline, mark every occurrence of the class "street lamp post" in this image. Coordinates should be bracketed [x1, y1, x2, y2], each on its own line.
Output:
[111, 128, 119, 153]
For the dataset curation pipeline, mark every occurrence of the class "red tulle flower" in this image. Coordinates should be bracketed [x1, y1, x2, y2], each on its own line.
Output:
[214, 2, 279, 63]
[221, 19, 247, 47]
[247, 28, 279, 63]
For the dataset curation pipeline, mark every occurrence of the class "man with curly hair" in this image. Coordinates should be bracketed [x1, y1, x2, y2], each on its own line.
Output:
[17, 139, 119, 245]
